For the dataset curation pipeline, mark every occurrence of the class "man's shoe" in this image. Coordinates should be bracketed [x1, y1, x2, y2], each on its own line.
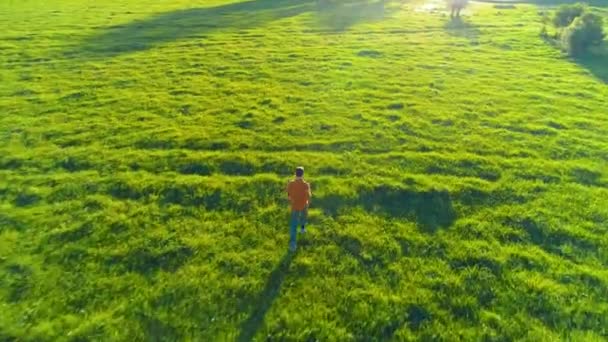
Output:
[300, 226, 307, 233]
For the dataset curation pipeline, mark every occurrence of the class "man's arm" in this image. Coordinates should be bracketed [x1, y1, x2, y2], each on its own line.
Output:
[306, 183, 312, 203]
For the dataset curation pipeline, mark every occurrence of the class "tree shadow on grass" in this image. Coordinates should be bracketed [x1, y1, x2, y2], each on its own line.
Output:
[574, 45, 608, 84]
[505, 217, 599, 262]
[542, 36, 607, 84]
[237, 251, 295, 342]
[316, 0, 388, 31]
[359, 186, 456, 233]
[474, 0, 608, 7]
[70, 0, 309, 58]
[70, 0, 395, 59]
[538, 0, 608, 6]
[316, 187, 457, 233]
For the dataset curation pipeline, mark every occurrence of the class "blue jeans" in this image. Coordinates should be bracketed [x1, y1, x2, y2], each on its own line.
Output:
[289, 209, 307, 249]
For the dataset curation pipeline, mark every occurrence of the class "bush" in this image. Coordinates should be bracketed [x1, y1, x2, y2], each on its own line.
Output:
[553, 3, 586, 28]
[540, 25, 549, 39]
[561, 13, 605, 56]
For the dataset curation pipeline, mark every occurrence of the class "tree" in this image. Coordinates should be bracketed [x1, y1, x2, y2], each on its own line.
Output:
[553, 3, 586, 28]
[561, 12, 605, 56]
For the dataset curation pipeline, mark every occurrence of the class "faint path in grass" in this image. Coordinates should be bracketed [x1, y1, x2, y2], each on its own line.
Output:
[70, 0, 395, 59]
[237, 251, 295, 342]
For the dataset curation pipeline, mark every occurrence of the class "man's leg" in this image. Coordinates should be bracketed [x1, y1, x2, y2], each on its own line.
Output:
[300, 207, 308, 233]
[289, 210, 298, 251]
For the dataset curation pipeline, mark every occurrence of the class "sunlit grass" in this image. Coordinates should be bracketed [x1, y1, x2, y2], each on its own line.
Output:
[1, 0, 607, 340]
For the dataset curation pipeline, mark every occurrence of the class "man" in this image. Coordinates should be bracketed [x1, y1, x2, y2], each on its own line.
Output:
[286, 166, 311, 252]
[449, 0, 468, 17]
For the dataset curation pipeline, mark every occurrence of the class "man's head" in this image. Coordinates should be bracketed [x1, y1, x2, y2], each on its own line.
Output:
[295, 166, 304, 178]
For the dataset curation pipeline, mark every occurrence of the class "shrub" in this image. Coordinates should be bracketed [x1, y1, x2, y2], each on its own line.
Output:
[561, 13, 605, 56]
[552, 3, 586, 28]
[540, 25, 549, 39]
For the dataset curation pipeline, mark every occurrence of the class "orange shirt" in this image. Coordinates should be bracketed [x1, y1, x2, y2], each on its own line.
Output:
[287, 178, 311, 211]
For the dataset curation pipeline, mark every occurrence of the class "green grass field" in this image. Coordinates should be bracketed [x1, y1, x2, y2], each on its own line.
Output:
[1, 0, 608, 340]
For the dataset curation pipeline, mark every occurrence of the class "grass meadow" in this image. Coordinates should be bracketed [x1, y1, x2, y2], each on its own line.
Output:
[1, 0, 607, 340]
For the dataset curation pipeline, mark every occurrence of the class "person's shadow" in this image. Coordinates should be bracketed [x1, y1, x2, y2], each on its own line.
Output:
[444, 16, 479, 41]
[237, 251, 295, 342]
